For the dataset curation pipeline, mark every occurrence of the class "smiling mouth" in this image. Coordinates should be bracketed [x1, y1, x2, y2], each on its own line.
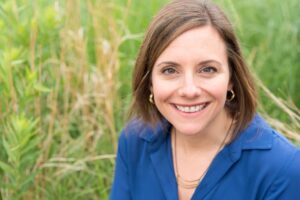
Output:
[174, 103, 208, 113]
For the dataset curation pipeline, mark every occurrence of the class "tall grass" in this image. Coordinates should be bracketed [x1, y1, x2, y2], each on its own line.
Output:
[0, 0, 127, 199]
[217, 0, 300, 144]
[0, 0, 299, 199]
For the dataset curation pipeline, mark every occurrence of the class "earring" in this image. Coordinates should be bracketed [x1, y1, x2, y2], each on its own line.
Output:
[149, 94, 154, 104]
[227, 90, 235, 102]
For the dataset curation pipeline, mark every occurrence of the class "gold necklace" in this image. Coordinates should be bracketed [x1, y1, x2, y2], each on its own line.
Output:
[173, 128, 230, 189]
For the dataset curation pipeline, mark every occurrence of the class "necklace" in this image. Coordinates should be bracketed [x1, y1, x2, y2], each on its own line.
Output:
[173, 128, 230, 189]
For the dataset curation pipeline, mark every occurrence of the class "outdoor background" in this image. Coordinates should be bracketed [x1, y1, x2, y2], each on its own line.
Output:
[0, 0, 299, 199]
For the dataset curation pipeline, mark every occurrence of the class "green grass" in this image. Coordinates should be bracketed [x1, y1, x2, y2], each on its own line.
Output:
[0, 0, 299, 199]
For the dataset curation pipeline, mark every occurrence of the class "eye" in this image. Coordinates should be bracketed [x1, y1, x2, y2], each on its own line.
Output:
[161, 67, 177, 75]
[199, 66, 217, 73]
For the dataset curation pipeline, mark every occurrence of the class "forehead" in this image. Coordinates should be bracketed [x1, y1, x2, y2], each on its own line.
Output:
[154, 25, 227, 65]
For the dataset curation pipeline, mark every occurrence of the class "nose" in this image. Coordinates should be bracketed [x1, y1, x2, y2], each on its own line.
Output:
[178, 74, 201, 98]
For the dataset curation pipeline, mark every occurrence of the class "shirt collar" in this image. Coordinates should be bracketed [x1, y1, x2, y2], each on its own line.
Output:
[227, 114, 273, 162]
[138, 119, 171, 142]
[139, 114, 273, 153]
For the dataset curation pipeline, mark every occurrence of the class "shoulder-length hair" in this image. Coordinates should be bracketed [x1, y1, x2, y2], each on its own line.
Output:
[129, 0, 257, 141]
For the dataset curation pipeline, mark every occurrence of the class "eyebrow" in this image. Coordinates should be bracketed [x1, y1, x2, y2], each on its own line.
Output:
[155, 59, 222, 68]
[155, 61, 179, 68]
[198, 60, 222, 66]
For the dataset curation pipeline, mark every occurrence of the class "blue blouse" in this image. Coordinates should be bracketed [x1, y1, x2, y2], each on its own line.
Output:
[110, 115, 300, 200]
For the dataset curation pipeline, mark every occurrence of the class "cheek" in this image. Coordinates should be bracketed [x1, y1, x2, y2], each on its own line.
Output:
[152, 80, 174, 101]
[151, 73, 178, 104]
[201, 78, 230, 100]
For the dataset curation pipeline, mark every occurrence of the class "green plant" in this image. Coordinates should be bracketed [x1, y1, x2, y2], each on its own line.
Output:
[0, 0, 299, 199]
[0, 114, 40, 199]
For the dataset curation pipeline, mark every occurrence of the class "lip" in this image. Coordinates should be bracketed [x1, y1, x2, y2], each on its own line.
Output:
[173, 102, 208, 107]
[171, 102, 209, 115]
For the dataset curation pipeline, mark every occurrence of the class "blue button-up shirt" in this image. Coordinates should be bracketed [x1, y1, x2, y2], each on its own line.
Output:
[110, 115, 300, 199]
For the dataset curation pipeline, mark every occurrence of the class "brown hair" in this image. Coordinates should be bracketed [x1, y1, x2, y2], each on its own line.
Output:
[129, 0, 257, 141]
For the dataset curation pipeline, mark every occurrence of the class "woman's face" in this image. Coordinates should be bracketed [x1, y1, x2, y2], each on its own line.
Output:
[151, 26, 232, 136]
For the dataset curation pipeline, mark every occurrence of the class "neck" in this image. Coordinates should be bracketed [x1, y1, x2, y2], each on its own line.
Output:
[173, 117, 233, 154]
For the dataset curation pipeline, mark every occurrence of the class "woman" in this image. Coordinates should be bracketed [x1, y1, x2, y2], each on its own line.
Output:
[110, 0, 300, 199]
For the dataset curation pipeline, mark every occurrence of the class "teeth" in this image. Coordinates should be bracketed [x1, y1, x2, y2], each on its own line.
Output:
[176, 104, 206, 113]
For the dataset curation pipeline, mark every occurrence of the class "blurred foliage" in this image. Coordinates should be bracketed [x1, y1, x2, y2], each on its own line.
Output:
[0, 0, 299, 199]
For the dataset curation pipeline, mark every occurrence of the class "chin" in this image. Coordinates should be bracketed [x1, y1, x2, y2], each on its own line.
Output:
[173, 125, 207, 136]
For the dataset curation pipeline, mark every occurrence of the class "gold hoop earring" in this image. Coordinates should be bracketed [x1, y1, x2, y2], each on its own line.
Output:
[149, 94, 154, 104]
[227, 90, 235, 102]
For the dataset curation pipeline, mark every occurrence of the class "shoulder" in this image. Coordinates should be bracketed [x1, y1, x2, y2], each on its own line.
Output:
[267, 127, 300, 179]
[119, 119, 168, 142]
[267, 130, 300, 177]
[280, 149, 300, 177]
[238, 114, 300, 186]
[231, 115, 300, 197]
[263, 149, 300, 199]
[239, 114, 299, 159]
[117, 119, 170, 155]
[231, 114, 299, 177]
